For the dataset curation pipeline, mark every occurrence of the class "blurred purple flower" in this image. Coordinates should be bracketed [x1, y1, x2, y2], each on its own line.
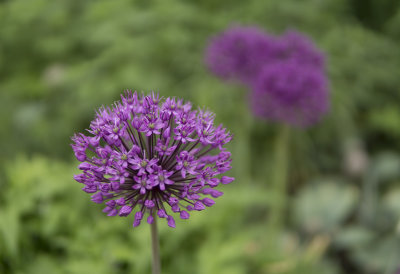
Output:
[71, 90, 233, 228]
[206, 25, 329, 127]
[205, 26, 325, 84]
[273, 30, 325, 70]
[251, 60, 329, 127]
[205, 25, 278, 84]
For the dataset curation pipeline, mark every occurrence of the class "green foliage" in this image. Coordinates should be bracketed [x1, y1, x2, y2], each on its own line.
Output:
[0, 156, 335, 274]
[292, 153, 400, 273]
[293, 180, 359, 233]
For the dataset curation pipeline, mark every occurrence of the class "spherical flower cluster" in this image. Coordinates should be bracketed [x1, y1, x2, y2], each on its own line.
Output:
[205, 26, 278, 84]
[272, 30, 325, 70]
[252, 61, 329, 127]
[205, 25, 329, 127]
[71, 91, 233, 228]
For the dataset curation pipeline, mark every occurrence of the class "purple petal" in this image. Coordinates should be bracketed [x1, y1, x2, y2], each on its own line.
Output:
[119, 205, 133, 217]
[167, 215, 176, 228]
[221, 176, 234, 184]
[194, 201, 206, 211]
[180, 210, 190, 219]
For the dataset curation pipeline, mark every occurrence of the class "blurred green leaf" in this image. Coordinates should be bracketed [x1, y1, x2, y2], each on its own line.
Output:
[334, 226, 374, 249]
[369, 153, 400, 182]
[293, 180, 359, 233]
[383, 187, 400, 217]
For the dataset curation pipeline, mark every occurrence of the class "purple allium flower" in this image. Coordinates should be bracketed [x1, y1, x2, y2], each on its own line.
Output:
[251, 60, 329, 127]
[71, 90, 233, 228]
[205, 26, 325, 85]
[206, 25, 329, 127]
[272, 30, 325, 70]
[205, 25, 278, 84]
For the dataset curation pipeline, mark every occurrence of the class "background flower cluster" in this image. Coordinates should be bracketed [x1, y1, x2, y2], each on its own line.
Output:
[206, 26, 329, 127]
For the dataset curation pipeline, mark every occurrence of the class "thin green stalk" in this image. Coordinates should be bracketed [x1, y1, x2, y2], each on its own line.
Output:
[150, 217, 161, 274]
[235, 90, 253, 183]
[268, 125, 290, 230]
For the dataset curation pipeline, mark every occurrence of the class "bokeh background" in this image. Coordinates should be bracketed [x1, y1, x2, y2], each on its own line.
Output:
[1, 0, 400, 273]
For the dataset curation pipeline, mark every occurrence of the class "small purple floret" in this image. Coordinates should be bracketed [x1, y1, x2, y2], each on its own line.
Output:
[71, 91, 233, 228]
[119, 205, 132, 217]
[180, 210, 190, 219]
[167, 215, 176, 228]
[221, 176, 234, 184]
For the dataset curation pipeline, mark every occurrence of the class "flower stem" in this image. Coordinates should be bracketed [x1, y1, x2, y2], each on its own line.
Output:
[150, 217, 161, 274]
[268, 125, 290, 229]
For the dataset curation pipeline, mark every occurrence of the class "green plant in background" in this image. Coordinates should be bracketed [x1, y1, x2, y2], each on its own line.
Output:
[1, 156, 335, 274]
[205, 25, 330, 250]
[292, 152, 400, 273]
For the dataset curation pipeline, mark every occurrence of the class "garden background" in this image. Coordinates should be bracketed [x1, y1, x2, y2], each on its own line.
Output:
[1, 0, 400, 273]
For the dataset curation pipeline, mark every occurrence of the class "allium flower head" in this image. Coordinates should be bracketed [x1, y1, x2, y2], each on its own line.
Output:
[71, 90, 234, 228]
[206, 25, 329, 127]
[205, 26, 325, 84]
[251, 60, 329, 127]
[205, 25, 278, 84]
[273, 30, 325, 70]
